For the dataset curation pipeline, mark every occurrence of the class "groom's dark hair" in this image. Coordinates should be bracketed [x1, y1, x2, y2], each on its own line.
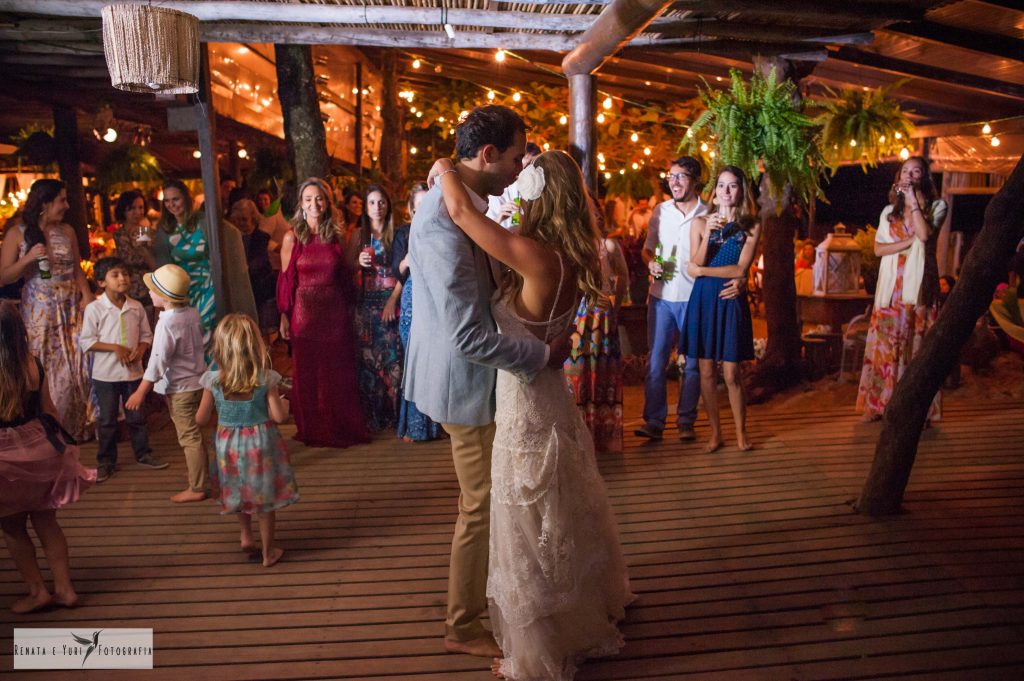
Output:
[455, 105, 529, 161]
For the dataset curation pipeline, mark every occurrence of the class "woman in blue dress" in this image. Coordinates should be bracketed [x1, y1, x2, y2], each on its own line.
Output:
[396, 182, 442, 442]
[683, 166, 761, 453]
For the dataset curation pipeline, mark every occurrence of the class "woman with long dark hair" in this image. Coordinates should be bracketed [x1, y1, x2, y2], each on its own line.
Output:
[153, 179, 255, 359]
[355, 184, 408, 431]
[277, 177, 368, 448]
[111, 189, 156, 306]
[857, 156, 947, 422]
[0, 179, 95, 440]
[683, 166, 762, 452]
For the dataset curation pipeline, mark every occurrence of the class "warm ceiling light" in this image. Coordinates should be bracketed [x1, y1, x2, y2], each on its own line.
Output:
[559, 115, 567, 125]
[643, 147, 651, 156]
[631, 162, 639, 170]
[237, 148, 248, 159]
[849, 139, 857, 147]
[604, 172, 611, 179]
[512, 92, 521, 102]
[412, 58, 421, 69]
[192, 149, 201, 159]
[495, 49, 506, 62]
[991, 136, 1001, 147]
[894, 132, 903, 140]
[982, 123, 992, 134]
[410, 146, 418, 155]
[602, 96, 612, 110]
[487, 91, 495, 100]
[542, 142, 550, 150]
[700, 142, 709, 152]
[630, 132, 639, 143]
[596, 113, 606, 124]
[879, 135, 886, 143]
[899, 147, 910, 160]
[102, 127, 118, 143]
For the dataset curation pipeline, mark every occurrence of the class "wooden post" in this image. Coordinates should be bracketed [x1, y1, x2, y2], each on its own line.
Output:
[354, 61, 364, 177]
[568, 73, 597, 192]
[379, 49, 403, 197]
[274, 44, 330, 182]
[52, 104, 89, 255]
[196, 46, 225, 318]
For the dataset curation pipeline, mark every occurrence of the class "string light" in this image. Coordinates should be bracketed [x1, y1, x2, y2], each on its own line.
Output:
[602, 96, 613, 110]
[700, 142, 709, 152]
[849, 139, 857, 147]
[894, 132, 903, 140]
[631, 162, 639, 170]
[991, 136, 1001, 147]
[542, 142, 550, 151]
[192, 150, 201, 159]
[596, 113, 606, 124]
[512, 92, 521, 102]
[416, 111, 423, 118]
[982, 123, 992, 134]
[238, 148, 248, 159]
[630, 132, 639, 143]
[899, 147, 910, 160]
[659, 172, 666, 179]
[643, 147, 651, 156]
[599, 163, 606, 171]
[487, 91, 495, 101]
[597, 152, 605, 163]
[604, 172, 611, 179]
[619, 169, 625, 175]
[438, 116, 446, 123]
[495, 49, 506, 62]
[412, 58, 421, 69]
[559, 115, 567, 125]
[410, 146, 418, 155]
[410, 106, 417, 113]
[709, 151, 716, 158]
[879, 135, 886, 143]
[102, 127, 118, 143]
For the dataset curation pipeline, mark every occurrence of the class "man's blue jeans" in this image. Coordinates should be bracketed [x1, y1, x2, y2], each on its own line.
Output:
[642, 296, 700, 430]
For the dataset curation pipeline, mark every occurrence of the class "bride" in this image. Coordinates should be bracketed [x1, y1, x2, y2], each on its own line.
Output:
[430, 151, 633, 681]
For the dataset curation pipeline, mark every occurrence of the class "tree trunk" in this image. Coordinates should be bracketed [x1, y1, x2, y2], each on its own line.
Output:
[274, 44, 329, 182]
[379, 49, 404, 198]
[52, 104, 89, 255]
[746, 55, 816, 401]
[857, 153, 1024, 516]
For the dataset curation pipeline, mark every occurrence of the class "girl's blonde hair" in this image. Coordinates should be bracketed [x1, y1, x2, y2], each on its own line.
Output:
[291, 177, 343, 245]
[0, 302, 31, 421]
[515, 151, 603, 305]
[213, 314, 271, 396]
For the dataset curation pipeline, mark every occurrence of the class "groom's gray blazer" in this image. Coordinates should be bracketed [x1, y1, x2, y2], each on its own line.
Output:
[404, 184, 547, 427]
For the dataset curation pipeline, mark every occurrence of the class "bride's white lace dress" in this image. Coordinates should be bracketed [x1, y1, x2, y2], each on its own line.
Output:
[488, 283, 634, 681]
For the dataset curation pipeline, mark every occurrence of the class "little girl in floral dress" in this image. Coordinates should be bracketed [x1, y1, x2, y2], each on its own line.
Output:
[196, 314, 299, 567]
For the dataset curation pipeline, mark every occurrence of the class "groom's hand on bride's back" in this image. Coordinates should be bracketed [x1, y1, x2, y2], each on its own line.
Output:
[547, 326, 573, 369]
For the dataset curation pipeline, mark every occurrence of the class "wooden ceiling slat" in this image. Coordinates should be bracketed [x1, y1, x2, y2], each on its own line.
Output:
[884, 20, 1024, 63]
[668, 0, 923, 25]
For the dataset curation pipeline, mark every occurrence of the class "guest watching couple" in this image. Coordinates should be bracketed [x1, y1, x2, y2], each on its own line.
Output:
[356, 185, 408, 431]
[635, 157, 744, 443]
[110, 189, 157, 308]
[0, 179, 94, 441]
[396, 182, 442, 442]
[857, 156, 947, 423]
[229, 198, 277, 333]
[410, 104, 631, 680]
[684, 166, 761, 452]
[277, 178, 368, 448]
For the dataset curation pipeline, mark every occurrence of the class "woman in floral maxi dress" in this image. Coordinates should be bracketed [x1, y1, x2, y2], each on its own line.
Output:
[857, 156, 947, 422]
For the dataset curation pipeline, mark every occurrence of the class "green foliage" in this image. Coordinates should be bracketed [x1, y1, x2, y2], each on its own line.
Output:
[605, 169, 652, 201]
[813, 81, 915, 172]
[680, 67, 825, 205]
[853, 224, 880, 289]
[244, 146, 292, 195]
[12, 123, 57, 168]
[95, 144, 162, 191]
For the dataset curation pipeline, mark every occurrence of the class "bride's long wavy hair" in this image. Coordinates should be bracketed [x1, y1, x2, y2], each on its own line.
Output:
[511, 150, 603, 306]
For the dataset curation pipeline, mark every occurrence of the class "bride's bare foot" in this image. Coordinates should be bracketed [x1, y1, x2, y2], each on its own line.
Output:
[11, 591, 53, 614]
[262, 547, 284, 568]
[53, 589, 79, 609]
[444, 632, 502, 658]
[491, 657, 506, 679]
[704, 438, 723, 453]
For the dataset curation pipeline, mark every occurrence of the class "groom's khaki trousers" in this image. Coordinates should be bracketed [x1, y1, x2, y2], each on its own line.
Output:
[442, 421, 496, 642]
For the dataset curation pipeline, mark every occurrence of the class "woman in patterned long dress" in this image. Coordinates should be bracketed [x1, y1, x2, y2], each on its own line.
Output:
[110, 189, 156, 308]
[396, 182, 442, 442]
[0, 180, 95, 441]
[564, 204, 629, 454]
[355, 185, 408, 432]
[277, 178, 369, 448]
[683, 167, 761, 453]
[857, 157, 947, 423]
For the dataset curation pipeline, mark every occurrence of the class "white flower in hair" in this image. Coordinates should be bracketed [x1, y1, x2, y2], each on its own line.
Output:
[516, 164, 546, 202]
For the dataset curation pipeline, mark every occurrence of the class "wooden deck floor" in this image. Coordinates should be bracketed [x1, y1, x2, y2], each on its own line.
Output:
[2, 385, 1023, 679]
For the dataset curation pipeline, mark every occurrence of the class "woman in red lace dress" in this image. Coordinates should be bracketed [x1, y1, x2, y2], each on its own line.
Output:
[277, 178, 369, 448]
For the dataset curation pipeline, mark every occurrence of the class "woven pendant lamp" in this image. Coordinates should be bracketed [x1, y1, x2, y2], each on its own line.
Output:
[101, 4, 199, 94]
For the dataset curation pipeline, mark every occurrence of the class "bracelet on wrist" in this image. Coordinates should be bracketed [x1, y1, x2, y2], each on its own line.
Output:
[437, 168, 458, 180]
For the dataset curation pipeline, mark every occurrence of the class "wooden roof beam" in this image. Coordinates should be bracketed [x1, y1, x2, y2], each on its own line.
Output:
[202, 25, 576, 50]
[829, 46, 1024, 102]
[652, 20, 874, 45]
[668, 0, 922, 24]
[884, 21, 1024, 62]
[562, 0, 675, 75]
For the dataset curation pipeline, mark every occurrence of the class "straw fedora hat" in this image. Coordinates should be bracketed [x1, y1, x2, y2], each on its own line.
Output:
[144, 264, 191, 302]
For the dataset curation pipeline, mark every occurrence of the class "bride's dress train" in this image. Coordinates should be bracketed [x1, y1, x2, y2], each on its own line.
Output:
[488, 287, 633, 681]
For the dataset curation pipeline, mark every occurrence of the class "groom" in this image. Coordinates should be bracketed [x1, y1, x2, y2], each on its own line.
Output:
[405, 105, 567, 658]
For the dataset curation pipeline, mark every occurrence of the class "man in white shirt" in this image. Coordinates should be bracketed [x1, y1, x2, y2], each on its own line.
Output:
[486, 142, 541, 229]
[636, 156, 741, 441]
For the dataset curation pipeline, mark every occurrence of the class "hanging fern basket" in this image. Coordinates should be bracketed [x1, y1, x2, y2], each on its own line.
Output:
[101, 4, 199, 95]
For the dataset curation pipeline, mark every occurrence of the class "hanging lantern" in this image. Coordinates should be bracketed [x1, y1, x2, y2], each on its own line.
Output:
[813, 224, 863, 296]
[101, 4, 199, 94]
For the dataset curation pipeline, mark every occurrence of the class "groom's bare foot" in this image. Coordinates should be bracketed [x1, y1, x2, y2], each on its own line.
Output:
[444, 632, 502, 658]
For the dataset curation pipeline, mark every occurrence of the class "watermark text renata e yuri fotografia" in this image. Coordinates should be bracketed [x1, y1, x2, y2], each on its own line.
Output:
[14, 628, 153, 670]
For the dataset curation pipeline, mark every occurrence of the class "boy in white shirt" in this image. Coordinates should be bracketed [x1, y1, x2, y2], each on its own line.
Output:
[80, 257, 166, 483]
[125, 264, 209, 503]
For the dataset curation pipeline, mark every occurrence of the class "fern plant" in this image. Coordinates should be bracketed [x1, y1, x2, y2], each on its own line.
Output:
[680, 67, 825, 204]
[814, 80, 914, 172]
[95, 144, 162, 191]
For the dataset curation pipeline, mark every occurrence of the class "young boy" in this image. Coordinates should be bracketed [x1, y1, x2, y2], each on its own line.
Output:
[80, 256, 166, 483]
[125, 264, 209, 503]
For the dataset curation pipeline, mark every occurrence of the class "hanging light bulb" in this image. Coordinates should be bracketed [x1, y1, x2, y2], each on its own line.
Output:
[102, 127, 118, 143]
[412, 58, 421, 69]
[597, 152, 605, 163]
[512, 92, 521, 102]
[416, 111, 423, 118]
[849, 139, 857, 147]
[618, 169, 625, 175]
[659, 172, 666, 179]
[630, 132, 639, 143]
[982, 123, 992, 134]
[599, 163, 606, 171]
[686, 128, 693, 138]
[438, 116, 445, 123]
[602, 96, 612, 110]
[899, 147, 910, 160]
[495, 49, 506, 62]
[237, 148, 248, 159]
[557, 115, 567, 125]
[894, 132, 903, 140]
[410, 146, 418, 155]
[879, 135, 886, 143]
[604, 172, 612, 179]
[631, 162, 639, 170]
[542, 142, 550, 151]
[991, 136, 1001, 147]
[709, 151, 716, 158]
[700, 142, 709, 152]
[410, 106, 416, 113]
[596, 113, 606, 124]
[192, 149, 201, 159]
[643, 147, 651, 156]
[487, 90, 495, 101]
